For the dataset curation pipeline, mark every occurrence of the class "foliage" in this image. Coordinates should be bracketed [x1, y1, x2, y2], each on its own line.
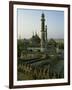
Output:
[58, 42, 64, 49]
[17, 39, 29, 57]
[17, 54, 64, 80]
[48, 39, 57, 47]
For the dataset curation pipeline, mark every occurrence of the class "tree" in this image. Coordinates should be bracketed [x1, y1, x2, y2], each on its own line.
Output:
[57, 42, 64, 49]
[17, 40, 24, 57]
[59, 42, 64, 49]
[48, 39, 57, 47]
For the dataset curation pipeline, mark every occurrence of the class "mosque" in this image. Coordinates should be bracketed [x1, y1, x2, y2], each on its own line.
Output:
[27, 13, 48, 52]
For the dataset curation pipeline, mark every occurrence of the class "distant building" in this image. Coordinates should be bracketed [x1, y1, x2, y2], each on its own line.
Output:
[30, 32, 40, 46]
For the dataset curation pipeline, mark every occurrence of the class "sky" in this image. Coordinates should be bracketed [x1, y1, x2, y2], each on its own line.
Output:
[17, 8, 64, 39]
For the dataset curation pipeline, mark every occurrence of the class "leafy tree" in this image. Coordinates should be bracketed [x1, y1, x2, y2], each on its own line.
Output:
[59, 42, 64, 49]
[57, 42, 64, 49]
[17, 40, 24, 57]
[48, 39, 57, 47]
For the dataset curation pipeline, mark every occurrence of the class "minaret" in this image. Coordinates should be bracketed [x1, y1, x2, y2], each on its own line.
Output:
[45, 25, 47, 41]
[41, 13, 46, 52]
[45, 25, 47, 49]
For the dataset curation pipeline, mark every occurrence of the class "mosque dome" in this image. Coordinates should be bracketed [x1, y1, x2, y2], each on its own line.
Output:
[29, 32, 41, 47]
[31, 33, 40, 44]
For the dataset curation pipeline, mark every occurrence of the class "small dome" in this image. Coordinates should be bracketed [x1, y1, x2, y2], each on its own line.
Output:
[31, 34, 40, 43]
[30, 32, 41, 45]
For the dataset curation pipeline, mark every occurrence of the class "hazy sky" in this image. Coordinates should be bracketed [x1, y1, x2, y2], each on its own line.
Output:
[17, 9, 64, 39]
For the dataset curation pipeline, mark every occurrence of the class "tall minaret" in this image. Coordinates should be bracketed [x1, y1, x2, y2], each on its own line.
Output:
[45, 25, 47, 49]
[45, 25, 47, 41]
[41, 13, 46, 52]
